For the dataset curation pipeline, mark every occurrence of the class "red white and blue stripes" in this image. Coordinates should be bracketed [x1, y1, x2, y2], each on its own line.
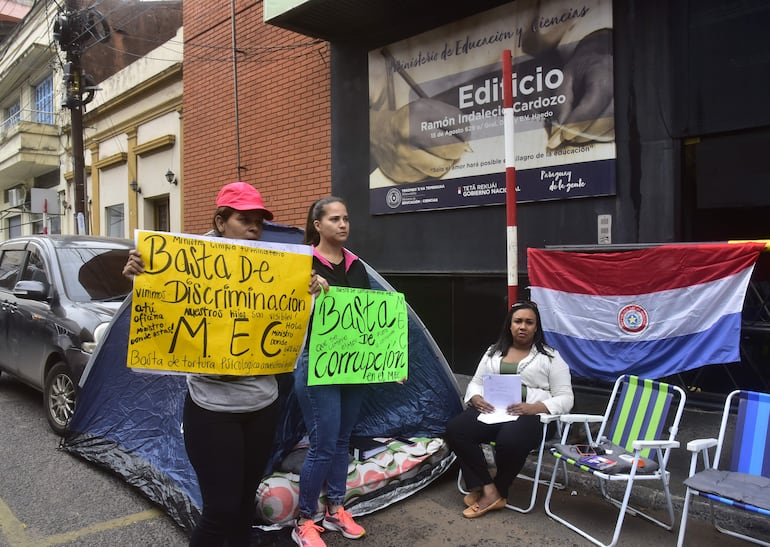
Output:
[528, 243, 765, 381]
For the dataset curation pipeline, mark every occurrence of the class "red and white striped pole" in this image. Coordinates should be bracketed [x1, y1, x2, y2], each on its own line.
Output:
[502, 49, 518, 305]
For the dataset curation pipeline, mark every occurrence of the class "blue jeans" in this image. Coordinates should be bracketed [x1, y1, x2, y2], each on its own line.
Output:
[293, 349, 365, 519]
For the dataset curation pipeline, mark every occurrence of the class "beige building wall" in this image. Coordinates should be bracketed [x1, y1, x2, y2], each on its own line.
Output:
[78, 28, 184, 239]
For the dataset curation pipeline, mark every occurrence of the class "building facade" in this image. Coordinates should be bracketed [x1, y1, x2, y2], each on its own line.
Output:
[182, 1, 770, 393]
[181, 0, 331, 235]
[0, 0, 182, 239]
[79, 28, 183, 238]
[0, 0, 60, 238]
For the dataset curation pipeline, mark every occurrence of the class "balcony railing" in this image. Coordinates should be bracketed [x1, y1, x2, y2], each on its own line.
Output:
[0, 108, 56, 141]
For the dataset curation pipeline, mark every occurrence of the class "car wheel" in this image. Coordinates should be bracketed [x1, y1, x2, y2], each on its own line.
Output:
[44, 361, 77, 436]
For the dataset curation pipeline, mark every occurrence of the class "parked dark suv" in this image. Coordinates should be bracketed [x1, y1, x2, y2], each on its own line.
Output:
[0, 235, 133, 434]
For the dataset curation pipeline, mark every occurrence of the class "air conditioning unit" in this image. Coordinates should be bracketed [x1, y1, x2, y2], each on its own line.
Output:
[8, 187, 24, 207]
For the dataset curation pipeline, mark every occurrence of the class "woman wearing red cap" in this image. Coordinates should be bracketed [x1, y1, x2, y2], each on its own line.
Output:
[123, 182, 325, 547]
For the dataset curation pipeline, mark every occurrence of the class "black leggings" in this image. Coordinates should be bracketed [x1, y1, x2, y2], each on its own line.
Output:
[445, 407, 551, 499]
[183, 394, 279, 547]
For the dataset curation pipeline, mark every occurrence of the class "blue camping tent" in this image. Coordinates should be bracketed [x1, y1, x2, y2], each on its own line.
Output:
[62, 223, 462, 533]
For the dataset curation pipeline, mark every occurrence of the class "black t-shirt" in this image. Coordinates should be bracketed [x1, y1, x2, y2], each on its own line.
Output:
[312, 254, 370, 289]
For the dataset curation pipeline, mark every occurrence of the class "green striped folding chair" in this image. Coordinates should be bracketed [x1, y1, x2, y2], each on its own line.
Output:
[677, 390, 770, 546]
[544, 375, 686, 547]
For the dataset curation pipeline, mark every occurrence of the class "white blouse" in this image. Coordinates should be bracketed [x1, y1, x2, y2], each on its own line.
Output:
[464, 345, 574, 415]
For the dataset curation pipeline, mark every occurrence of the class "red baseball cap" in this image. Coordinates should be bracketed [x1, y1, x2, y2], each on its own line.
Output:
[215, 182, 274, 220]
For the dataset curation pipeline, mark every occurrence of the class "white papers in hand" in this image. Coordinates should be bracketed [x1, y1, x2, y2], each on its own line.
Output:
[477, 410, 518, 424]
[482, 374, 521, 409]
[476, 374, 522, 424]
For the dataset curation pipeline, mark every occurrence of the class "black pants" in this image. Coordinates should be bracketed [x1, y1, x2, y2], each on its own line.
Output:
[445, 407, 551, 499]
[183, 393, 279, 547]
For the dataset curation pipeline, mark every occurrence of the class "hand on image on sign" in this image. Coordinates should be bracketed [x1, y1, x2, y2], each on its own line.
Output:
[519, 0, 614, 150]
[545, 30, 614, 149]
[370, 98, 471, 183]
[369, 48, 472, 184]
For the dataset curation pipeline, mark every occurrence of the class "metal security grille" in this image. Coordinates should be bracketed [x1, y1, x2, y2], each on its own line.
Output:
[34, 75, 54, 124]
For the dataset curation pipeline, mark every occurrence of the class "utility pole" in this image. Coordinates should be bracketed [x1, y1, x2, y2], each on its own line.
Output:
[53, 1, 109, 234]
[69, 56, 87, 234]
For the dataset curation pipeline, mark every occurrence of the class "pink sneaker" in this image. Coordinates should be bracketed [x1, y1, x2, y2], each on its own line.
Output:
[291, 519, 326, 547]
[322, 507, 366, 539]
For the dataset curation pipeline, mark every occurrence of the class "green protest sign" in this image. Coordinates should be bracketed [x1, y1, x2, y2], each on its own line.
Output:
[308, 286, 408, 385]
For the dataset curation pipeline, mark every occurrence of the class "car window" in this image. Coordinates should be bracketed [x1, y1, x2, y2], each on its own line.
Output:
[57, 247, 133, 302]
[21, 248, 50, 285]
[0, 249, 25, 290]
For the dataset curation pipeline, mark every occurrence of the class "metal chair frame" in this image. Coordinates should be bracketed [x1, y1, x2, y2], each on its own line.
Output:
[677, 389, 770, 547]
[456, 414, 570, 513]
[544, 375, 686, 547]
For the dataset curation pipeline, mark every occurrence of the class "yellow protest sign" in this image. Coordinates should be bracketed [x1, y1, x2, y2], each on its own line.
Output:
[308, 286, 408, 385]
[128, 230, 312, 375]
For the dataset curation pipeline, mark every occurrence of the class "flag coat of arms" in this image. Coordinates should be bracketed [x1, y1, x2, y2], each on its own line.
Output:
[528, 243, 765, 381]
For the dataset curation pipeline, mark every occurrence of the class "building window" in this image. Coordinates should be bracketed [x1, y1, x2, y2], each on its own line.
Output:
[153, 197, 170, 231]
[31, 213, 45, 234]
[30, 212, 59, 234]
[7, 215, 22, 239]
[105, 204, 125, 237]
[49, 213, 61, 235]
[5, 100, 21, 128]
[34, 75, 54, 124]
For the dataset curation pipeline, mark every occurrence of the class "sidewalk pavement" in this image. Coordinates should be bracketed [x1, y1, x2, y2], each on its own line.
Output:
[255, 379, 770, 546]
[261, 461, 764, 547]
